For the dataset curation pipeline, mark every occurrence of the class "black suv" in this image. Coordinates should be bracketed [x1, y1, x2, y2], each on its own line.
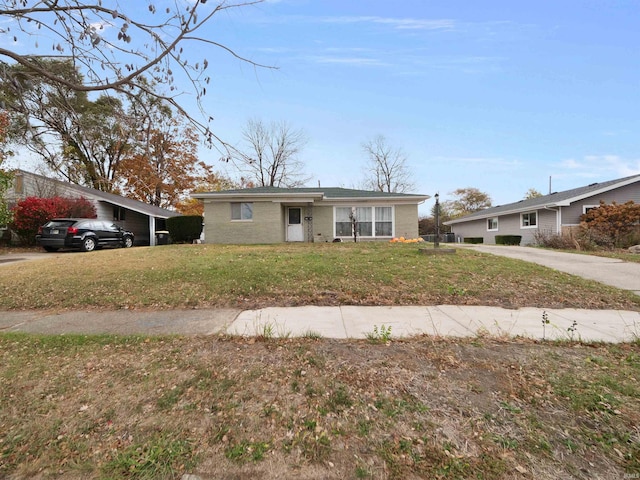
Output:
[36, 218, 135, 252]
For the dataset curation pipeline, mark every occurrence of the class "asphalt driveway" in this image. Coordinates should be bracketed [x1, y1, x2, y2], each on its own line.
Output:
[467, 245, 640, 296]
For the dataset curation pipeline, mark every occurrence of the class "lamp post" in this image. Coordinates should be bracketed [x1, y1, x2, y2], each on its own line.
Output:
[434, 193, 440, 249]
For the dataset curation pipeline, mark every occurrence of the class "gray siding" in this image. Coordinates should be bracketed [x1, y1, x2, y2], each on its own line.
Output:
[560, 183, 640, 225]
[449, 218, 487, 243]
[450, 208, 559, 245]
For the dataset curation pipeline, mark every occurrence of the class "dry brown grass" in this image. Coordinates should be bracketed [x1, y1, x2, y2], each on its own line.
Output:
[1, 243, 638, 311]
[1, 333, 639, 479]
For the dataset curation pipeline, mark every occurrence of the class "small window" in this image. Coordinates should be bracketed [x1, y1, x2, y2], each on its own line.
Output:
[231, 202, 253, 221]
[521, 211, 537, 228]
[487, 217, 498, 231]
[583, 205, 599, 215]
[113, 206, 126, 221]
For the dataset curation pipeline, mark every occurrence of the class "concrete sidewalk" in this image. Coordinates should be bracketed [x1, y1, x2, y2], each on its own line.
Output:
[1, 306, 638, 343]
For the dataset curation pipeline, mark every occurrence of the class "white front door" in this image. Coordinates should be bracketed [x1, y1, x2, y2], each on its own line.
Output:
[287, 207, 304, 242]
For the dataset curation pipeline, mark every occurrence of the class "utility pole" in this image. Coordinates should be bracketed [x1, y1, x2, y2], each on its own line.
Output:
[434, 193, 440, 249]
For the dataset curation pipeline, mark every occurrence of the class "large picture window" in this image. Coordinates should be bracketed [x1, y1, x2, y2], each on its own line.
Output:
[231, 202, 253, 221]
[334, 206, 394, 238]
[335, 207, 352, 236]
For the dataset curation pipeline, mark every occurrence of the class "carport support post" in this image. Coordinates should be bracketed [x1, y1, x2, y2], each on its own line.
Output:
[434, 193, 440, 249]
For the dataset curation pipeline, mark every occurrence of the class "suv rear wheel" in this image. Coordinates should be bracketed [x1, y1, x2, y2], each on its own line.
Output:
[81, 236, 97, 252]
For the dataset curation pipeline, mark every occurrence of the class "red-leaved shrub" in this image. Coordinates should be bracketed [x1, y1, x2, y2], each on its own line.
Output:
[10, 196, 96, 245]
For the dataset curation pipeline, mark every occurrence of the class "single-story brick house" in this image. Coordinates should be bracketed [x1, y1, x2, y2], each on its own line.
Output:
[191, 187, 430, 244]
[3, 169, 179, 245]
[444, 174, 640, 245]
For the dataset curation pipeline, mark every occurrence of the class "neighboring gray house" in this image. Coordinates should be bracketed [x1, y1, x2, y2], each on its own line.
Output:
[4, 170, 179, 245]
[445, 174, 640, 245]
[192, 187, 430, 244]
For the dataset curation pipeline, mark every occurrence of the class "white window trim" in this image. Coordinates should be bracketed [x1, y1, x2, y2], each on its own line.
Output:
[487, 217, 499, 232]
[582, 205, 599, 214]
[520, 211, 538, 229]
[231, 202, 253, 222]
[333, 206, 395, 238]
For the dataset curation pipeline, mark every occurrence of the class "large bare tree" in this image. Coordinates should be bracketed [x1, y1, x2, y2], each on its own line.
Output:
[361, 135, 415, 193]
[233, 119, 309, 188]
[0, 0, 269, 147]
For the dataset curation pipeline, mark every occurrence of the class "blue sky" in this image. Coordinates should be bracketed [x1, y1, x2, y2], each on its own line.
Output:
[5, 0, 640, 216]
[194, 0, 640, 214]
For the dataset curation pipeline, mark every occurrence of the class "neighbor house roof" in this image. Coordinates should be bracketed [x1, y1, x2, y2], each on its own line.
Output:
[445, 174, 640, 225]
[192, 186, 430, 202]
[15, 169, 179, 219]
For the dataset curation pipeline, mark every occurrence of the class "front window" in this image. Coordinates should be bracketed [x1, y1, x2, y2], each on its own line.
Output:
[334, 206, 394, 238]
[375, 207, 393, 236]
[231, 202, 253, 221]
[521, 211, 537, 228]
[335, 207, 352, 236]
[487, 217, 498, 231]
[355, 207, 372, 236]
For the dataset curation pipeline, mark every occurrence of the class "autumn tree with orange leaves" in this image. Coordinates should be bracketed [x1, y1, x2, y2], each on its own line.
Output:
[118, 113, 213, 210]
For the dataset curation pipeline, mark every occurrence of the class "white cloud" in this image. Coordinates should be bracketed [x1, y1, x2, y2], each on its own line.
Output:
[319, 16, 455, 31]
[558, 155, 640, 178]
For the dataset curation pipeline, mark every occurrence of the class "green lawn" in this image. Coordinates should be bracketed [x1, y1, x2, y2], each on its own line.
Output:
[0, 242, 639, 310]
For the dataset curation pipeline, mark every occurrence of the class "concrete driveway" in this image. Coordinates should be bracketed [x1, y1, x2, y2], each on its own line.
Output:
[0, 251, 52, 266]
[467, 245, 640, 296]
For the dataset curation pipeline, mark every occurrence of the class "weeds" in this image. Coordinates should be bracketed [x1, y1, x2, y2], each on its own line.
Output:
[225, 440, 271, 463]
[542, 310, 550, 340]
[367, 324, 392, 343]
[567, 319, 579, 341]
[102, 435, 196, 479]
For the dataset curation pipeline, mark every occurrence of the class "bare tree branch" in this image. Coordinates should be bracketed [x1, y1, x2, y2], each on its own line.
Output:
[361, 135, 416, 193]
[233, 119, 310, 188]
[0, 0, 275, 148]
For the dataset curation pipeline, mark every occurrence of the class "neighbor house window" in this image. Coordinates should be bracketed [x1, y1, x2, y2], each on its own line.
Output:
[521, 211, 537, 228]
[231, 202, 253, 221]
[583, 205, 599, 215]
[334, 206, 394, 238]
[487, 217, 498, 231]
[113, 206, 126, 221]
